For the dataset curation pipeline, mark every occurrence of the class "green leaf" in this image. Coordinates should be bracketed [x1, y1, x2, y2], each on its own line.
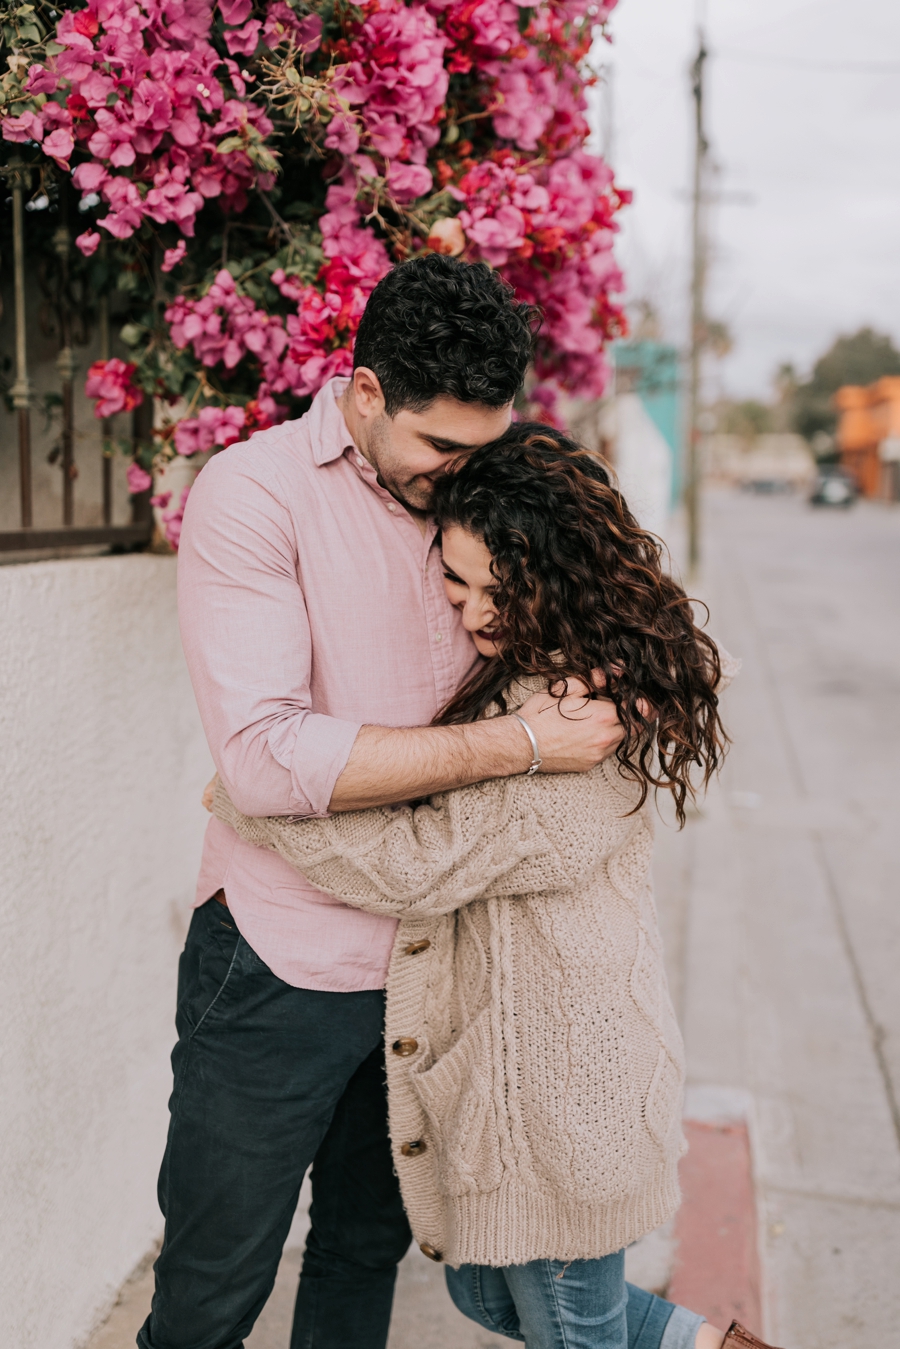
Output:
[18, 23, 41, 42]
[216, 135, 245, 155]
[248, 145, 279, 174]
[517, 5, 532, 33]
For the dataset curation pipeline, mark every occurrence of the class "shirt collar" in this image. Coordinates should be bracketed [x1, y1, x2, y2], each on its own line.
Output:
[307, 375, 439, 549]
[308, 376, 356, 466]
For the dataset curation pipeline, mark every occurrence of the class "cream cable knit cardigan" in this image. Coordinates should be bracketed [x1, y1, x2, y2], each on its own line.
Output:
[212, 674, 707, 1269]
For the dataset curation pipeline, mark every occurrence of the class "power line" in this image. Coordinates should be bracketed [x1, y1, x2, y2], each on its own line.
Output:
[717, 48, 900, 75]
[685, 30, 708, 575]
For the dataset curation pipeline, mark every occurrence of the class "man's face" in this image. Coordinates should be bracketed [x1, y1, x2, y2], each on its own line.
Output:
[344, 370, 512, 512]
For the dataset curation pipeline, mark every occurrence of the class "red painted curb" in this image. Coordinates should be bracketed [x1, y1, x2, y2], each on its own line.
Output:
[668, 1118, 763, 1331]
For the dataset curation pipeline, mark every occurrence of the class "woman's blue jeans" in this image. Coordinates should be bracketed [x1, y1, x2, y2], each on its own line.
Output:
[445, 1253, 706, 1349]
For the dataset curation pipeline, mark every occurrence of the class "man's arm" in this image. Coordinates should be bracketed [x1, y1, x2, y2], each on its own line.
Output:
[178, 446, 362, 818]
[329, 690, 625, 811]
[180, 444, 624, 820]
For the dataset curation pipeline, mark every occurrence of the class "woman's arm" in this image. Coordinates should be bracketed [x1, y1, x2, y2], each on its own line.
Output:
[209, 638, 739, 917]
[211, 767, 615, 917]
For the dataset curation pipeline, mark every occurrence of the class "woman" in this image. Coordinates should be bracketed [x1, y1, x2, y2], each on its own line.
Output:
[209, 425, 777, 1349]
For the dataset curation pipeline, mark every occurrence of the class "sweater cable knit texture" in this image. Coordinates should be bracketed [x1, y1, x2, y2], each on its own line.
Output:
[212, 673, 717, 1267]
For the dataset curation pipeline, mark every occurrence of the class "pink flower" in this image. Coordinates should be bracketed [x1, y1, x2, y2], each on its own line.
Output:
[295, 12, 323, 52]
[166, 270, 289, 373]
[1, 0, 626, 414]
[43, 128, 76, 166]
[173, 419, 206, 456]
[334, 0, 448, 170]
[80, 70, 116, 107]
[1, 110, 44, 142]
[324, 114, 360, 156]
[72, 161, 109, 193]
[173, 402, 246, 454]
[262, 3, 321, 52]
[364, 112, 403, 158]
[85, 358, 144, 417]
[201, 403, 246, 445]
[219, 0, 252, 23]
[2, 0, 280, 251]
[161, 485, 191, 548]
[132, 79, 172, 130]
[24, 64, 60, 96]
[387, 161, 433, 203]
[87, 358, 144, 415]
[76, 230, 102, 256]
[224, 18, 260, 55]
[127, 462, 153, 495]
[162, 238, 188, 271]
[527, 381, 563, 426]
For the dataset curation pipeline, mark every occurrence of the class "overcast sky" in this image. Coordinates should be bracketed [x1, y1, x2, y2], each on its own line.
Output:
[589, 0, 900, 399]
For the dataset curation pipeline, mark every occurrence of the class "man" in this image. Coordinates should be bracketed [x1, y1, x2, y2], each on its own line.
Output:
[140, 256, 625, 1349]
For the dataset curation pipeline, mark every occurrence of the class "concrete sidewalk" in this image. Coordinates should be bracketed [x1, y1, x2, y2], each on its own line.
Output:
[652, 488, 900, 1346]
[87, 488, 900, 1348]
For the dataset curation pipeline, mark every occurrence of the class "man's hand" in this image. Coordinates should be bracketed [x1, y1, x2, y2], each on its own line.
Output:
[329, 675, 642, 811]
[516, 686, 625, 774]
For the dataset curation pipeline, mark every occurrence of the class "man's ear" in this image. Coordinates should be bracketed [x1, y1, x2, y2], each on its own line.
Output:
[352, 367, 386, 419]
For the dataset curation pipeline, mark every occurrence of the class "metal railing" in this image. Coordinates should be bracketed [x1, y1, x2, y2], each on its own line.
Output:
[1, 161, 152, 555]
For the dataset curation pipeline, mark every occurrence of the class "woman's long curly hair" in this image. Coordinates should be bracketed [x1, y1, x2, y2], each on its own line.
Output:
[431, 423, 728, 825]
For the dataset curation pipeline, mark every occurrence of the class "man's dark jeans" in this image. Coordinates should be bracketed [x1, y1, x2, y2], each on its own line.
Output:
[137, 897, 412, 1349]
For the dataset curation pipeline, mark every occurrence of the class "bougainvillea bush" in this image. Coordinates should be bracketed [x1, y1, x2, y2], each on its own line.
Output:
[1, 0, 627, 542]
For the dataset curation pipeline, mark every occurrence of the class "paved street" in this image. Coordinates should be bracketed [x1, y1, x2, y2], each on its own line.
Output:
[654, 487, 900, 1346]
[87, 487, 900, 1349]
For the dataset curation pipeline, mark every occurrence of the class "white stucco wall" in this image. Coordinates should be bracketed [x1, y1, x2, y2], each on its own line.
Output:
[0, 555, 212, 1348]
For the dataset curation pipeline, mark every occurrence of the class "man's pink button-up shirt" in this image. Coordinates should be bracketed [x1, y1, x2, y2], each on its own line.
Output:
[178, 378, 480, 991]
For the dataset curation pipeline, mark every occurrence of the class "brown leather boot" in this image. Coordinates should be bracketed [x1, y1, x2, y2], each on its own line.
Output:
[723, 1321, 784, 1349]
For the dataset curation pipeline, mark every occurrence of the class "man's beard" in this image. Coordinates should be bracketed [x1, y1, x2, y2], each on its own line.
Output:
[367, 415, 435, 512]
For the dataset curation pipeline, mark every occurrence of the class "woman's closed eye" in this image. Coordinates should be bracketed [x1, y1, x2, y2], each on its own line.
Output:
[443, 567, 496, 599]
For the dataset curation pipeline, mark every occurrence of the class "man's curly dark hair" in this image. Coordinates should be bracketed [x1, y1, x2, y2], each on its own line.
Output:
[353, 255, 540, 415]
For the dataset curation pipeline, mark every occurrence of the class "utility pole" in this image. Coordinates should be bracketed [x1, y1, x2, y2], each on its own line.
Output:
[685, 32, 708, 574]
[598, 61, 615, 165]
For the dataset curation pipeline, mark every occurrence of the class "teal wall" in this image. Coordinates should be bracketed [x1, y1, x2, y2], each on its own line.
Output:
[613, 341, 682, 504]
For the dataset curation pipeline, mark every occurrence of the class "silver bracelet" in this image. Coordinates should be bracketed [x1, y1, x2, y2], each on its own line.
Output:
[510, 713, 543, 776]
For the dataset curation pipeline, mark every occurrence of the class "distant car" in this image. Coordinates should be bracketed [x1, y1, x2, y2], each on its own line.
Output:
[741, 478, 793, 494]
[809, 465, 858, 508]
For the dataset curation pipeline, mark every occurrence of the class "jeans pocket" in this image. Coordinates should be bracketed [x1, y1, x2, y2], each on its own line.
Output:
[176, 904, 243, 1038]
[410, 1010, 504, 1196]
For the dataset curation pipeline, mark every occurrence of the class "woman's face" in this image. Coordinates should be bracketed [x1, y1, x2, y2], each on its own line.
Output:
[441, 525, 503, 657]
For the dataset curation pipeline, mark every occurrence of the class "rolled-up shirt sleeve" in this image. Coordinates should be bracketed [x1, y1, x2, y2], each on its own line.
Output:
[177, 448, 361, 818]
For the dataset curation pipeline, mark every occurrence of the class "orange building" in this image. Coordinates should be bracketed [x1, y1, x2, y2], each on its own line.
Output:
[834, 377, 900, 499]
